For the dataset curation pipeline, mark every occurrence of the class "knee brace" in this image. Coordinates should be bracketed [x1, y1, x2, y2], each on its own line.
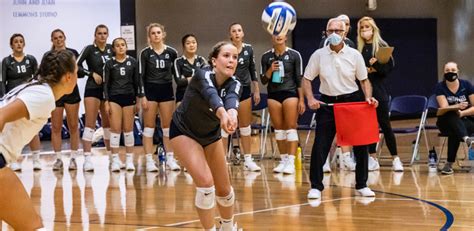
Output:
[124, 132, 134, 147]
[103, 128, 111, 140]
[195, 186, 216, 210]
[221, 129, 229, 138]
[216, 187, 235, 207]
[143, 127, 155, 138]
[275, 129, 287, 141]
[110, 132, 120, 148]
[286, 129, 298, 142]
[82, 127, 95, 142]
[162, 128, 170, 137]
[239, 125, 251, 136]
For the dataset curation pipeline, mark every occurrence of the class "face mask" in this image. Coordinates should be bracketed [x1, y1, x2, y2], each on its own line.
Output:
[327, 33, 343, 46]
[444, 72, 458, 82]
[361, 30, 373, 40]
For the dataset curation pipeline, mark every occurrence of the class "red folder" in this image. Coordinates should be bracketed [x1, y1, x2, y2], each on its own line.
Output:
[333, 102, 379, 146]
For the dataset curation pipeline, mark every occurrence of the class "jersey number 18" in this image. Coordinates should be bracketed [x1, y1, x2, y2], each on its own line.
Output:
[16, 65, 27, 73]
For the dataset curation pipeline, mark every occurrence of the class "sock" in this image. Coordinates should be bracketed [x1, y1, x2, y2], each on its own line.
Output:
[244, 154, 252, 162]
[166, 152, 174, 159]
[205, 226, 216, 231]
[220, 217, 234, 230]
[342, 152, 351, 158]
[55, 151, 62, 159]
[32, 150, 40, 160]
[71, 150, 77, 159]
[112, 153, 119, 159]
[288, 155, 295, 163]
[146, 153, 154, 161]
[281, 154, 288, 162]
[126, 153, 133, 161]
[84, 152, 92, 157]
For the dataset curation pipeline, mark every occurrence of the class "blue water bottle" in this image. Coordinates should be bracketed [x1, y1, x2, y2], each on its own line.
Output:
[157, 145, 166, 164]
[272, 61, 284, 83]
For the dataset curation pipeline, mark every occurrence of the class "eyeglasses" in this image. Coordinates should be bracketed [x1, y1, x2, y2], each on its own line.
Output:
[326, 29, 345, 34]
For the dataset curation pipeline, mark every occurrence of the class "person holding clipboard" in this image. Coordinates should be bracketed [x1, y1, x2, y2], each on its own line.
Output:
[435, 61, 474, 175]
[356, 16, 403, 172]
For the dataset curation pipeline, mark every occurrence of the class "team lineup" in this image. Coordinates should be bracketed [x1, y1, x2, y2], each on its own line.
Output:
[1, 1, 473, 230]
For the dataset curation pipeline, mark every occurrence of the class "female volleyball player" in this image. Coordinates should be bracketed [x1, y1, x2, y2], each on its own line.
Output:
[48, 29, 82, 171]
[104, 37, 143, 172]
[170, 41, 240, 230]
[261, 34, 305, 175]
[1, 33, 42, 171]
[139, 23, 180, 172]
[77, 24, 113, 172]
[0, 49, 77, 230]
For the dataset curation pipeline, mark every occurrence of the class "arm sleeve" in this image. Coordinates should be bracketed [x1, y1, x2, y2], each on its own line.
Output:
[173, 58, 188, 87]
[31, 56, 38, 78]
[1, 59, 6, 97]
[294, 51, 303, 88]
[303, 52, 320, 81]
[103, 61, 110, 101]
[133, 59, 143, 97]
[77, 46, 90, 78]
[249, 47, 258, 82]
[138, 49, 147, 96]
[196, 71, 224, 112]
[224, 79, 241, 110]
[260, 55, 270, 85]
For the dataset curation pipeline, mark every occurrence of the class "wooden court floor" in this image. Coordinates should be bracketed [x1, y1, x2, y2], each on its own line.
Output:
[2, 151, 474, 231]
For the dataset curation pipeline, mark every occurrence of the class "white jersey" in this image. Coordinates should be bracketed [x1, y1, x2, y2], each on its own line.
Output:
[0, 82, 55, 163]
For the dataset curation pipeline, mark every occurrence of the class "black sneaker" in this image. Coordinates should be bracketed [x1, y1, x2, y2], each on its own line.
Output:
[441, 163, 454, 175]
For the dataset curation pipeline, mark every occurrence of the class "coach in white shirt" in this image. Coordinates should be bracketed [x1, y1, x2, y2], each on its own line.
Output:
[302, 18, 378, 200]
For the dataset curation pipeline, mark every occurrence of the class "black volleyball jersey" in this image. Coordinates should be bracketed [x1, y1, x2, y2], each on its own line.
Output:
[260, 47, 303, 93]
[235, 43, 257, 86]
[1, 54, 37, 96]
[173, 55, 207, 91]
[139, 46, 178, 87]
[103, 56, 143, 100]
[77, 43, 114, 89]
[173, 69, 241, 141]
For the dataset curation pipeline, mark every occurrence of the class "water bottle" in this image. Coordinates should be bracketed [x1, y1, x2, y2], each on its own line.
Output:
[428, 147, 437, 172]
[469, 148, 474, 161]
[295, 147, 302, 170]
[157, 145, 166, 164]
[271, 61, 284, 83]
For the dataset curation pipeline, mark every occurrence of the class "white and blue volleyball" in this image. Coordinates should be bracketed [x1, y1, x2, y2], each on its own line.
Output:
[261, 1, 297, 36]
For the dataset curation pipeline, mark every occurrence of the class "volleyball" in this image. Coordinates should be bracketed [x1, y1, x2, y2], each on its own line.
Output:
[261, 1, 297, 36]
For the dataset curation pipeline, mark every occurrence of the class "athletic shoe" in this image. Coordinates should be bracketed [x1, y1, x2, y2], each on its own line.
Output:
[355, 187, 376, 197]
[273, 159, 286, 173]
[219, 221, 240, 231]
[146, 159, 159, 172]
[33, 157, 42, 171]
[441, 162, 454, 175]
[307, 188, 321, 199]
[166, 157, 181, 171]
[342, 153, 356, 171]
[83, 155, 94, 172]
[368, 156, 380, 171]
[9, 161, 21, 172]
[282, 159, 295, 174]
[392, 156, 404, 172]
[52, 159, 63, 171]
[68, 158, 77, 170]
[125, 155, 135, 171]
[323, 158, 332, 173]
[244, 159, 261, 172]
[110, 157, 122, 172]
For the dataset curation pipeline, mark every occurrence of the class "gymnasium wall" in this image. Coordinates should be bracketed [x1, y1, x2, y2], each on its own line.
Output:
[136, 0, 474, 96]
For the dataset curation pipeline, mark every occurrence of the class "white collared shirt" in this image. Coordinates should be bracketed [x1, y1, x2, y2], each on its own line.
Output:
[304, 44, 368, 96]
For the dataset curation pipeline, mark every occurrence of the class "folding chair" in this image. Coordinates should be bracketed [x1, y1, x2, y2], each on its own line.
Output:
[251, 93, 273, 160]
[297, 94, 319, 158]
[377, 95, 428, 165]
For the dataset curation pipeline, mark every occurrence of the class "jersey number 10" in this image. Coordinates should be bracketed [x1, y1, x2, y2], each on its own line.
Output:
[156, 60, 165, 69]
[16, 65, 27, 73]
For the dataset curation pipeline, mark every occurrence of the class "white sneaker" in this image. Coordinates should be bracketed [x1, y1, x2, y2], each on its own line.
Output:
[342, 153, 356, 171]
[355, 187, 376, 197]
[166, 157, 181, 171]
[392, 157, 404, 172]
[33, 157, 42, 171]
[218, 221, 240, 231]
[146, 159, 159, 172]
[52, 159, 63, 171]
[83, 156, 94, 172]
[323, 159, 332, 173]
[307, 188, 321, 199]
[9, 161, 21, 171]
[125, 156, 135, 171]
[282, 160, 295, 174]
[368, 156, 380, 171]
[273, 159, 286, 173]
[244, 159, 261, 172]
[110, 157, 122, 172]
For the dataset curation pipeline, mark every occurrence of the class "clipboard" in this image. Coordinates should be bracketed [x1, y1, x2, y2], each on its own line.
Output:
[436, 105, 461, 116]
[375, 47, 394, 64]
